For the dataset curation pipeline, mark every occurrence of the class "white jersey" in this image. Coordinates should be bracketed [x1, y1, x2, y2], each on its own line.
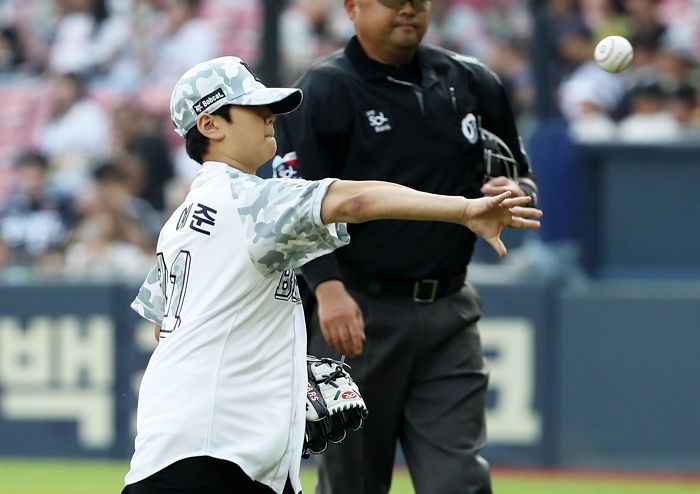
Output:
[127, 161, 348, 493]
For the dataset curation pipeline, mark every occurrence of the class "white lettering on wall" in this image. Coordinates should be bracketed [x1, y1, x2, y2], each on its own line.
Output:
[0, 316, 115, 449]
[58, 316, 113, 386]
[481, 318, 542, 444]
[0, 317, 52, 385]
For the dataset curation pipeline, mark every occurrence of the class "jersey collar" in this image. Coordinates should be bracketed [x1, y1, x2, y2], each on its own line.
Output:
[345, 36, 441, 90]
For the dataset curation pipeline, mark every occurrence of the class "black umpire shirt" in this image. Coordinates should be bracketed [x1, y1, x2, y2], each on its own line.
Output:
[274, 36, 535, 289]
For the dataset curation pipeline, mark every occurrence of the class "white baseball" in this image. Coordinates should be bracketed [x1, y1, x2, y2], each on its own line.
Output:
[594, 35, 634, 73]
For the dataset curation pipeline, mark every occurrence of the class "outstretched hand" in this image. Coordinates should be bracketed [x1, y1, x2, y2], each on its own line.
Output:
[464, 191, 542, 257]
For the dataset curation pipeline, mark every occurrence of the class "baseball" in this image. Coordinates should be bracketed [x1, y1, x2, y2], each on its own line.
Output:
[594, 35, 634, 73]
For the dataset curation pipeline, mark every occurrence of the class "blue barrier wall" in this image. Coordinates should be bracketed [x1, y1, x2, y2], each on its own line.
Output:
[0, 281, 557, 465]
[1, 279, 699, 473]
[577, 143, 700, 279]
[0, 283, 149, 459]
[557, 281, 700, 471]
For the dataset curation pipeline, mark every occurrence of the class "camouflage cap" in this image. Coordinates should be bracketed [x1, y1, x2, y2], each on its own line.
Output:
[170, 56, 303, 137]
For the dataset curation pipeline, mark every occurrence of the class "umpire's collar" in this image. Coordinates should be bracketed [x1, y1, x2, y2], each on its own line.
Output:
[344, 36, 441, 89]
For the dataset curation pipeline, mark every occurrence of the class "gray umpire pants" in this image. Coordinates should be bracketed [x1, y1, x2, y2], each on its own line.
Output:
[307, 284, 492, 494]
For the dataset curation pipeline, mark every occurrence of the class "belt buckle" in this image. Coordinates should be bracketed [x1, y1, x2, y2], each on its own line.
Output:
[412, 279, 438, 303]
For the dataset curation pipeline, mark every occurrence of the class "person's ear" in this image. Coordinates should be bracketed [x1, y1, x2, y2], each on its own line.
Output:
[196, 113, 225, 141]
[344, 0, 357, 20]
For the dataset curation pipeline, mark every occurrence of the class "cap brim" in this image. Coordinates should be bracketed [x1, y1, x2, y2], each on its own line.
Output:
[232, 87, 303, 115]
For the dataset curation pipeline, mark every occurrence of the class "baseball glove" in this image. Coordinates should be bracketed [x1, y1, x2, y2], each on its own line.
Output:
[303, 355, 368, 457]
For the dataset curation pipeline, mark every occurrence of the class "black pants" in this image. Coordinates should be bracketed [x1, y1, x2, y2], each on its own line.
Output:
[309, 285, 492, 494]
[122, 456, 296, 494]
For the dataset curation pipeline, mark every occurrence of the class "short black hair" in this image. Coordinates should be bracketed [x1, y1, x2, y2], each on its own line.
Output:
[184, 105, 233, 164]
[668, 84, 697, 104]
[15, 150, 48, 169]
[93, 161, 124, 182]
[630, 81, 663, 100]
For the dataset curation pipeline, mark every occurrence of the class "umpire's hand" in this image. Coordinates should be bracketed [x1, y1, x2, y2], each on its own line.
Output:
[314, 280, 365, 356]
[481, 176, 537, 199]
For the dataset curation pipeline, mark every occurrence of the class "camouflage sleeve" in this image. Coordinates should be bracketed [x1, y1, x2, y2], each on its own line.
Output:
[130, 263, 165, 325]
[229, 172, 350, 274]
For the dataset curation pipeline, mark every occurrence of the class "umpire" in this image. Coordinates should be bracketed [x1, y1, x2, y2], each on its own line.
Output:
[274, 1, 538, 493]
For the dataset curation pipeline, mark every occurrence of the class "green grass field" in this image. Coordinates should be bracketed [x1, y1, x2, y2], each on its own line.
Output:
[1, 459, 699, 494]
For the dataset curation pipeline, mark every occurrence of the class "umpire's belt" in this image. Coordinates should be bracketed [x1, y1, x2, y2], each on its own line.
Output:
[341, 269, 466, 304]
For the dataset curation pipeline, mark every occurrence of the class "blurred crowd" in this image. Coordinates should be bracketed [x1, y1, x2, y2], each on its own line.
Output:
[553, 0, 700, 143]
[0, 0, 698, 281]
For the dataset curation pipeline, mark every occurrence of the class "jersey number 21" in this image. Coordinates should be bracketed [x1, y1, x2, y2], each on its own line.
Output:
[157, 250, 191, 336]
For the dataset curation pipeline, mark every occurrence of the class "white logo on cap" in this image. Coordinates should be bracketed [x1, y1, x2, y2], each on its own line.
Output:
[193, 88, 226, 114]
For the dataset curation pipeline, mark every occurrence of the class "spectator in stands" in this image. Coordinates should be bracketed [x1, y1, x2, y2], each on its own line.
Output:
[47, 0, 129, 77]
[112, 103, 174, 212]
[88, 162, 161, 244]
[661, 0, 700, 59]
[567, 96, 619, 142]
[279, 0, 354, 85]
[36, 244, 68, 277]
[618, 80, 682, 141]
[64, 162, 155, 279]
[484, 38, 534, 119]
[558, 23, 625, 123]
[425, 0, 491, 58]
[146, 0, 217, 89]
[616, 30, 664, 119]
[664, 84, 700, 136]
[631, 31, 659, 69]
[584, 0, 633, 42]
[547, 0, 588, 79]
[125, 0, 218, 114]
[0, 151, 78, 267]
[624, 0, 666, 47]
[281, 0, 337, 84]
[63, 208, 153, 279]
[653, 37, 700, 136]
[0, 26, 26, 77]
[656, 36, 698, 92]
[202, 0, 263, 64]
[37, 72, 111, 192]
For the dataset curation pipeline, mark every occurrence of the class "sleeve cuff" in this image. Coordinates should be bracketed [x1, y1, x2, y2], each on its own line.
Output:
[517, 180, 539, 209]
[300, 254, 344, 292]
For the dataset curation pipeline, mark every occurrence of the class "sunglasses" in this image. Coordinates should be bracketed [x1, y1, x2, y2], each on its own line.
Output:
[377, 0, 432, 12]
